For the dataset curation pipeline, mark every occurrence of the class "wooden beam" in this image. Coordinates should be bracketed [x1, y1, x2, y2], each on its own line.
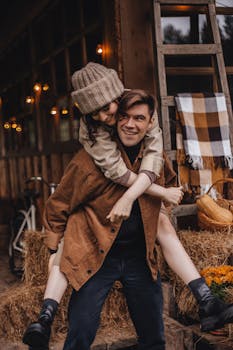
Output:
[119, 0, 157, 94]
[161, 96, 175, 106]
[155, 0, 214, 4]
[102, 0, 119, 69]
[166, 66, 215, 75]
[159, 44, 221, 55]
[172, 203, 197, 217]
[166, 65, 233, 75]
[0, 97, 6, 157]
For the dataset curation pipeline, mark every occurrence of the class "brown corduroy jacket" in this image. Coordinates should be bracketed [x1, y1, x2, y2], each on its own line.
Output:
[44, 143, 176, 291]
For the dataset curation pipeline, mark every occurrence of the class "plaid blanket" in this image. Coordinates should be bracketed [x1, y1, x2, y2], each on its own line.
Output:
[175, 93, 233, 196]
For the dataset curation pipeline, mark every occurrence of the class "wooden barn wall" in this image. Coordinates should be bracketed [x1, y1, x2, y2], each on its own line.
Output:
[0, 153, 74, 201]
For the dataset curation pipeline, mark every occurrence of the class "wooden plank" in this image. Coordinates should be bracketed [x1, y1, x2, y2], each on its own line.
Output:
[119, 0, 157, 93]
[161, 106, 172, 152]
[156, 0, 214, 4]
[166, 66, 215, 76]
[172, 203, 197, 217]
[33, 155, 41, 193]
[161, 96, 175, 106]
[50, 153, 63, 185]
[159, 44, 221, 55]
[41, 155, 49, 200]
[0, 97, 6, 157]
[0, 159, 10, 198]
[8, 158, 17, 199]
[25, 156, 33, 180]
[164, 315, 194, 350]
[18, 157, 26, 191]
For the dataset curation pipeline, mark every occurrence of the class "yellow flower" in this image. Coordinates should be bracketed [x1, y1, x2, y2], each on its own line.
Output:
[200, 265, 233, 286]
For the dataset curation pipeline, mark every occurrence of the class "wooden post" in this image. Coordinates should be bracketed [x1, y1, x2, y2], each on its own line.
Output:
[0, 97, 6, 157]
[118, 0, 157, 94]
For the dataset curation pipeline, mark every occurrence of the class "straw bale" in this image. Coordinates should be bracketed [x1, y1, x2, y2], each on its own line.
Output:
[170, 230, 233, 320]
[23, 230, 49, 285]
[0, 279, 129, 341]
[155, 243, 170, 279]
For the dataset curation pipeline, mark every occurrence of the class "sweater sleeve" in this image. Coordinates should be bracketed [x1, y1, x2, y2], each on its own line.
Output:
[79, 117, 128, 180]
[140, 110, 164, 178]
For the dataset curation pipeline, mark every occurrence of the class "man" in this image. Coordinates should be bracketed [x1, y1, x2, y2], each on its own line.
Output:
[43, 90, 168, 350]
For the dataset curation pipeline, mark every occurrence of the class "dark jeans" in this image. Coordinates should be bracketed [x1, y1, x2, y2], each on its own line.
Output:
[63, 254, 165, 350]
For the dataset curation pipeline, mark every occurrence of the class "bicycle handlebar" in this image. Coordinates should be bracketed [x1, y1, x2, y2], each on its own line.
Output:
[25, 176, 57, 194]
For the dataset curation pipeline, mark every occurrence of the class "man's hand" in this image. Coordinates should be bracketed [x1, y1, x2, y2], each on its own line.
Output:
[161, 186, 184, 205]
[107, 195, 134, 223]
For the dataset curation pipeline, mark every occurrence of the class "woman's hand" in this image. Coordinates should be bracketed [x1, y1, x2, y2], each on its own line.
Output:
[161, 186, 184, 205]
[107, 195, 134, 223]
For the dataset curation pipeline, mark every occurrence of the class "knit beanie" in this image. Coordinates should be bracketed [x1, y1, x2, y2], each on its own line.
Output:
[71, 62, 124, 114]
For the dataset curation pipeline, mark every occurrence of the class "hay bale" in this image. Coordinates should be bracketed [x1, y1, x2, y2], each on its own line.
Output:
[170, 230, 233, 320]
[23, 230, 49, 285]
[0, 278, 130, 341]
[0, 284, 44, 341]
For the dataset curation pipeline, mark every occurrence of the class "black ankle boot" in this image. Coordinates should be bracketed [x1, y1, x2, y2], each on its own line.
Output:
[23, 298, 58, 348]
[188, 277, 233, 332]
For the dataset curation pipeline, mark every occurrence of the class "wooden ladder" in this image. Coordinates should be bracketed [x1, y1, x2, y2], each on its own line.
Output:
[153, 0, 233, 161]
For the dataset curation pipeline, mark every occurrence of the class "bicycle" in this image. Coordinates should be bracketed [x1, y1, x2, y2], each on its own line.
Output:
[8, 176, 57, 277]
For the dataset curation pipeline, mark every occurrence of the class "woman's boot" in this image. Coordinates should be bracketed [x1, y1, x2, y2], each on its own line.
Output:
[23, 298, 58, 348]
[188, 277, 233, 332]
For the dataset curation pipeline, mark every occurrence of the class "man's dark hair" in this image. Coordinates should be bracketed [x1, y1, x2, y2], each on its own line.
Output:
[118, 89, 155, 118]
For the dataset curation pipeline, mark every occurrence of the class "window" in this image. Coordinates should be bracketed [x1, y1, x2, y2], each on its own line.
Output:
[0, 0, 106, 154]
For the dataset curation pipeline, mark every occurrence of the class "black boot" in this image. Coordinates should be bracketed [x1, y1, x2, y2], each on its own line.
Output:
[23, 298, 58, 349]
[188, 277, 233, 332]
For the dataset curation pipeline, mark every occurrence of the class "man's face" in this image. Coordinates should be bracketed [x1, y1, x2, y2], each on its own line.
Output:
[91, 101, 118, 126]
[117, 104, 153, 147]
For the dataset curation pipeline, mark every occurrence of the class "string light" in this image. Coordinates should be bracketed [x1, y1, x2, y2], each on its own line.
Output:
[42, 83, 49, 91]
[61, 108, 69, 115]
[25, 96, 35, 104]
[16, 125, 22, 132]
[50, 106, 58, 115]
[33, 83, 42, 92]
[96, 44, 103, 55]
[4, 122, 11, 129]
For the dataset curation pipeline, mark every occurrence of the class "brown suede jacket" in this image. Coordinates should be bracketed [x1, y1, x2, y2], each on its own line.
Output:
[44, 143, 176, 291]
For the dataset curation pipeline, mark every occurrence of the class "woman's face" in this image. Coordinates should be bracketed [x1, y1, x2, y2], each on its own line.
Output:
[91, 101, 118, 126]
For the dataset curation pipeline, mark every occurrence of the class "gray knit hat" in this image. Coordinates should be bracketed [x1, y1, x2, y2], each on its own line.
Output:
[71, 62, 124, 114]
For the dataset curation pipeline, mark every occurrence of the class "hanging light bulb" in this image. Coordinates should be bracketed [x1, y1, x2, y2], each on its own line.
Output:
[50, 106, 58, 115]
[33, 83, 42, 92]
[4, 122, 11, 129]
[96, 44, 103, 55]
[11, 122, 18, 129]
[61, 107, 69, 115]
[16, 125, 22, 132]
[42, 83, 49, 91]
[25, 96, 35, 104]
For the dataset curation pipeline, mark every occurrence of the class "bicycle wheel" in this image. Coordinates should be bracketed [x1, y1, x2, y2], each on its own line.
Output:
[8, 212, 27, 277]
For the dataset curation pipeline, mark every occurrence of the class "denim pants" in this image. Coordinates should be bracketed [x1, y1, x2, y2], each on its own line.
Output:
[63, 253, 165, 350]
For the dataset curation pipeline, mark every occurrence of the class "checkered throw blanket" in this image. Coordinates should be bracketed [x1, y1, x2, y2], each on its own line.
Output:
[175, 93, 233, 195]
